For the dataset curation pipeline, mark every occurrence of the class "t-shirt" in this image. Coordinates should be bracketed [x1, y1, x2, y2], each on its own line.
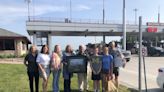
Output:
[102, 55, 113, 71]
[36, 53, 51, 67]
[110, 48, 123, 67]
[24, 53, 38, 72]
[51, 52, 62, 69]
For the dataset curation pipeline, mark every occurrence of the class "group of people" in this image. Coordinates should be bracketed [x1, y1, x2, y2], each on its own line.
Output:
[24, 41, 125, 92]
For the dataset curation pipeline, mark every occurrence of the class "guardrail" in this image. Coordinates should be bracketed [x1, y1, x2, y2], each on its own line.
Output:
[28, 16, 136, 25]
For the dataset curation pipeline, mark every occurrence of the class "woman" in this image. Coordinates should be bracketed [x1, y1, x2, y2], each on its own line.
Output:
[24, 45, 39, 92]
[62, 45, 74, 92]
[101, 46, 113, 92]
[36, 45, 51, 92]
[91, 46, 101, 92]
[51, 45, 62, 92]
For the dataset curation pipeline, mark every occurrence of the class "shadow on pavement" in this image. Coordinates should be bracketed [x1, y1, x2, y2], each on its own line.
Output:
[142, 88, 164, 92]
[128, 88, 138, 92]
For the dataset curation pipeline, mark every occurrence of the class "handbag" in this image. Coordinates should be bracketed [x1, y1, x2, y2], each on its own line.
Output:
[108, 80, 117, 92]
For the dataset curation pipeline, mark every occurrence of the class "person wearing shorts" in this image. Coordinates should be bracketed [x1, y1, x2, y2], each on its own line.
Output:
[91, 46, 101, 92]
[36, 45, 51, 92]
[101, 47, 113, 92]
[110, 41, 124, 88]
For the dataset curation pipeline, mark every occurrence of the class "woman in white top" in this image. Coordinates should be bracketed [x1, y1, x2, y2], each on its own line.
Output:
[51, 45, 62, 92]
[36, 45, 51, 92]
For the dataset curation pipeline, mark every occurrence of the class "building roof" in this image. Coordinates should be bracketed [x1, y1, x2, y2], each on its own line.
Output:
[0, 28, 31, 44]
[0, 28, 25, 37]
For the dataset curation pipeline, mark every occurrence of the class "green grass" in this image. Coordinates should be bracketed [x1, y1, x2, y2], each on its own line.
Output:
[0, 64, 135, 92]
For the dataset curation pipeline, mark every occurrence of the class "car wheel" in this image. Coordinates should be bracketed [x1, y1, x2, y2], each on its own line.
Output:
[163, 83, 164, 89]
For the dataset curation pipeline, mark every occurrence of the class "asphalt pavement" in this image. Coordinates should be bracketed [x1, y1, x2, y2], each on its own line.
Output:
[119, 55, 164, 92]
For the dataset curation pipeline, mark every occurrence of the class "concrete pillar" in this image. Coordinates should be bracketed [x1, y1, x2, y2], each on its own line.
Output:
[33, 32, 37, 45]
[155, 36, 158, 47]
[48, 33, 52, 54]
[103, 35, 106, 44]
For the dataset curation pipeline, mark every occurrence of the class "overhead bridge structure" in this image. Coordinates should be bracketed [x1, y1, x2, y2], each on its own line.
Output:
[26, 18, 164, 52]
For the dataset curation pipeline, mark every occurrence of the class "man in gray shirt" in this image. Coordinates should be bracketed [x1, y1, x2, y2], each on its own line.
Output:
[109, 42, 124, 89]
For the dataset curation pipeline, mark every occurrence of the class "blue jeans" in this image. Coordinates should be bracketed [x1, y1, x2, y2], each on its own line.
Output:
[53, 69, 61, 92]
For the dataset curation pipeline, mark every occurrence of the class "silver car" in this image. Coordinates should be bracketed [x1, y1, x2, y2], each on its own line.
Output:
[157, 68, 164, 89]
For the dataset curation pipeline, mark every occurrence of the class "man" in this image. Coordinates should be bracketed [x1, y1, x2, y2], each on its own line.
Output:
[77, 45, 89, 92]
[109, 41, 124, 89]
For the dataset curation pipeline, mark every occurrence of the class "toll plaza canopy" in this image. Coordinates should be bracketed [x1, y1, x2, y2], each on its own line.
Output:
[26, 18, 164, 37]
[26, 18, 164, 51]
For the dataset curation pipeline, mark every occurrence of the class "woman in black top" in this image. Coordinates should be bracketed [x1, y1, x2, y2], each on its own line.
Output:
[24, 45, 39, 92]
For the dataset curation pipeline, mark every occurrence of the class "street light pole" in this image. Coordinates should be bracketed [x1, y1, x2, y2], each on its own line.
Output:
[25, 0, 31, 21]
[134, 8, 138, 25]
[103, 0, 105, 24]
[123, 0, 126, 50]
[158, 6, 160, 23]
[70, 0, 72, 21]
[102, 0, 106, 43]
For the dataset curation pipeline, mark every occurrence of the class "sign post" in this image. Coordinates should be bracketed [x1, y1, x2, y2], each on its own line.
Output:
[142, 48, 148, 92]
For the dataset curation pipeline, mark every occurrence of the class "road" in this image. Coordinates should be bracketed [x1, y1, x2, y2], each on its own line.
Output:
[120, 55, 164, 92]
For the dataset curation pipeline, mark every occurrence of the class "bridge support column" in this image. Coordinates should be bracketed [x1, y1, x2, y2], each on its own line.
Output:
[47, 33, 52, 53]
[33, 32, 37, 45]
[155, 36, 158, 47]
[103, 35, 106, 44]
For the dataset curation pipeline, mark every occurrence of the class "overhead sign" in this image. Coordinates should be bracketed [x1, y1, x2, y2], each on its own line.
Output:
[147, 22, 164, 26]
[147, 27, 157, 33]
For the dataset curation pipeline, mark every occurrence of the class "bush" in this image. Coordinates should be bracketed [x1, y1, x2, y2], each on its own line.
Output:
[0, 54, 16, 59]
[20, 54, 27, 58]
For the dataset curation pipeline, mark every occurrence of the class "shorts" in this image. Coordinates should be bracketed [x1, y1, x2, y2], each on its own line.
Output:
[39, 67, 50, 78]
[113, 67, 119, 76]
[92, 72, 101, 80]
[102, 69, 109, 74]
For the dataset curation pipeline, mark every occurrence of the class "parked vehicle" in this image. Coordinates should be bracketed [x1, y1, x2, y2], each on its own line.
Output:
[121, 50, 131, 62]
[157, 68, 164, 89]
[147, 47, 164, 56]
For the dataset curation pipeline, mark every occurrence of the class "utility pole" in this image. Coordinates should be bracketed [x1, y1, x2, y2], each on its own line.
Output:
[158, 6, 160, 23]
[70, 0, 72, 21]
[102, 0, 106, 43]
[25, 0, 31, 21]
[133, 8, 138, 25]
[103, 0, 105, 24]
[123, 0, 126, 50]
[139, 16, 142, 92]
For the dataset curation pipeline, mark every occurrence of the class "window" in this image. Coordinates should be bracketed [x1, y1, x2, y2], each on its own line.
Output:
[0, 39, 15, 50]
[0, 40, 4, 50]
[4, 39, 15, 50]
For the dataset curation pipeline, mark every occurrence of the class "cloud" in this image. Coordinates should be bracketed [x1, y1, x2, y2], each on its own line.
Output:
[0, 4, 67, 24]
[74, 5, 91, 11]
[0, 4, 67, 17]
[0, 2, 91, 25]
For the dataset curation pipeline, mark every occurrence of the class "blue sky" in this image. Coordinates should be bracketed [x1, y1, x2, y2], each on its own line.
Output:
[0, 0, 164, 49]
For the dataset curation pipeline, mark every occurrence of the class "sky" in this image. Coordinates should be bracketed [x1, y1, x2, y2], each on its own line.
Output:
[0, 0, 164, 50]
